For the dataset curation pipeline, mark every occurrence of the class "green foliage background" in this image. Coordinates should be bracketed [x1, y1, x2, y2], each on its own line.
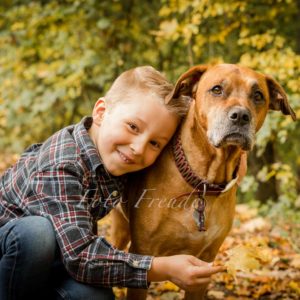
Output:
[0, 0, 299, 211]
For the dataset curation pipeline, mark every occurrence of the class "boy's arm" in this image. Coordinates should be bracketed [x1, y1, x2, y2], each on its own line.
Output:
[27, 162, 152, 289]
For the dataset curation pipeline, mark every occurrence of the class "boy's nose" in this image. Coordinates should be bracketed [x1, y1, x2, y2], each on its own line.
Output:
[130, 138, 147, 156]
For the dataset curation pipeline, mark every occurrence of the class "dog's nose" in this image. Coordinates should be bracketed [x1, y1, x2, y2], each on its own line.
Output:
[228, 107, 251, 126]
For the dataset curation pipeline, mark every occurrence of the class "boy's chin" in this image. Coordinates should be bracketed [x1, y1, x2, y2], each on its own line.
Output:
[106, 165, 134, 176]
[109, 166, 146, 176]
[104, 157, 148, 176]
[105, 166, 124, 176]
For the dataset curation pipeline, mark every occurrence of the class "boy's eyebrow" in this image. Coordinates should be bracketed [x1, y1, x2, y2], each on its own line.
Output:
[134, 117, 170, 142]
[135, 117, 146, 125]
[156, 135, 169, 142]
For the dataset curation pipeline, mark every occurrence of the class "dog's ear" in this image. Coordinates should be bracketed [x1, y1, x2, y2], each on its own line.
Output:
[165, 65, 208, 103]
[266, 75, 296, 121]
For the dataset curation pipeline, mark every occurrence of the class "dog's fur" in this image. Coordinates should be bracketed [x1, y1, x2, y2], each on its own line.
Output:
[109, 64, 296, 300]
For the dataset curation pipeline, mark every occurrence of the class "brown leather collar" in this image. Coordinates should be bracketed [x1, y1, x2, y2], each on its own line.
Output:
[172, 130, 227, 196]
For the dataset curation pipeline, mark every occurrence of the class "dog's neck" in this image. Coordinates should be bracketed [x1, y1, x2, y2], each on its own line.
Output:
[179, 102, 242, 184]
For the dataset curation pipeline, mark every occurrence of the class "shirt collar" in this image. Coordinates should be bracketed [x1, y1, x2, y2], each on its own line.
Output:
[73, 116, 101, 173]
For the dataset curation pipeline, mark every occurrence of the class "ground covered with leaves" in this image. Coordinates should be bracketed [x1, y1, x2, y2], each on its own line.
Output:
[111, 204, 300, 300]
[206, 205, 300, 300]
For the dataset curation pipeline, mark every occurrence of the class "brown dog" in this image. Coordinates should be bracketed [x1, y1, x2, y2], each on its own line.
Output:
[109, 64, 296, 299]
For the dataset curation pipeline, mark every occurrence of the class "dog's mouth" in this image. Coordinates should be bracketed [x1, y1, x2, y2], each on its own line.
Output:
[215, 132, 253, 150]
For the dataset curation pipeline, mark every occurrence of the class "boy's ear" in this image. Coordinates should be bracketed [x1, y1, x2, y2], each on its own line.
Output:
[92, 98, 106, 125]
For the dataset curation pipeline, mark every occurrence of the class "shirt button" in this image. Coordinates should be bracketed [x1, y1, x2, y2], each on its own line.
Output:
[111, 190, 119, 197]
[132, 260, 140, 267]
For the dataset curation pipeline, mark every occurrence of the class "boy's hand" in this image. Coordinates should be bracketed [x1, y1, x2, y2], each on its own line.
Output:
[148, 255, 225, 291]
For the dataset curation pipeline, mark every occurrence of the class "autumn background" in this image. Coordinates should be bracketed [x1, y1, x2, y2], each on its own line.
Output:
[0, 0, 300, 299]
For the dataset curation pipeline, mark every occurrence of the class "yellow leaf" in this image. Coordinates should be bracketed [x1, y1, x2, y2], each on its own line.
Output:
[157, 281, 180, 292]
[159, 19, 178, 38]
[159, 5, 172, 17]
[289, 281, 300, 294]
[225, 244, 272, 279]
[225, 245, 259, 278]
[254, 247, 273, 263]
[112, 287, 127, 298]
[11, 22, 25, 31]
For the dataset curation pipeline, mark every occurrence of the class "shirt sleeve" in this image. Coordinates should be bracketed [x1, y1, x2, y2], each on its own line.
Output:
[26, 162, 153, 288]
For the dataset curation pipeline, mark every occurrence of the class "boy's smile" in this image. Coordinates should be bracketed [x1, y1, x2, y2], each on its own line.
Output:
[117, 150, 134, 164]
[89, 93, 179, 176]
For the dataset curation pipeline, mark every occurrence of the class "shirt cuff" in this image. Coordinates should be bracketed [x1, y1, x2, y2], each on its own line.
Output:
[121, 252, 154, 288]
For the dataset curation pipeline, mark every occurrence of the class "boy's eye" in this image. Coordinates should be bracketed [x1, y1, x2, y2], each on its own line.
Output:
[128, 123, 139, 132]
[150, 140, 160, 149]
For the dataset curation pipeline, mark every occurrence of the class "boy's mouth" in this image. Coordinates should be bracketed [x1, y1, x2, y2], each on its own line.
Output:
[117, 150, 135, 164]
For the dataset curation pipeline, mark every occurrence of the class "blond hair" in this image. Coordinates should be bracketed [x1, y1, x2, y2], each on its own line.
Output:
[104, 66, 189, 117]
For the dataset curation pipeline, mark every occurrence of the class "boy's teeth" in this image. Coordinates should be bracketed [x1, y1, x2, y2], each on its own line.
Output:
[120, 151, 129, 162]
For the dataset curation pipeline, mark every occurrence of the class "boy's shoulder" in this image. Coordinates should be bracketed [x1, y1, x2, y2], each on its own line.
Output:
[36, 117, 100, 175]
[14, 117, 99, 180]
[36, 124, 81, 170]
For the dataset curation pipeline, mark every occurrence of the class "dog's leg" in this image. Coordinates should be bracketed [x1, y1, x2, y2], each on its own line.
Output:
[126, 288, 148, 300]
[184, 285, 208, 300]
[108, 204, 131, 249]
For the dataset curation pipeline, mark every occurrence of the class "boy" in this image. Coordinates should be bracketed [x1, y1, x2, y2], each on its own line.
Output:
[0, 66, 224, 300]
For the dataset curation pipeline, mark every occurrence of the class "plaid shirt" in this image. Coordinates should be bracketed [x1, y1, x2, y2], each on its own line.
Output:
[0, 117, 153, 288]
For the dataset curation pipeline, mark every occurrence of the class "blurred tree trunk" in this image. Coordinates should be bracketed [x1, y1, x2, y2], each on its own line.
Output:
[248, 141, 279, 203]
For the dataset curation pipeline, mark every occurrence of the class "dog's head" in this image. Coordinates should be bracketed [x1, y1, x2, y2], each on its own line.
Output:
[168, 64, 296, 151]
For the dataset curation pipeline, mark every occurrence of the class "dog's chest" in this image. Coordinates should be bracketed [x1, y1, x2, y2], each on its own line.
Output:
[153, 196, 234, 256]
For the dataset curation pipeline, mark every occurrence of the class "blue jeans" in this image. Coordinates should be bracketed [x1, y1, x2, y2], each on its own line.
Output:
[0, 216, 115, 300]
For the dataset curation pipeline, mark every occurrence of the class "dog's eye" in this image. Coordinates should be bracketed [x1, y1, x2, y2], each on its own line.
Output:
[211, 85, 223, 95]
[254, 91, 264, 103]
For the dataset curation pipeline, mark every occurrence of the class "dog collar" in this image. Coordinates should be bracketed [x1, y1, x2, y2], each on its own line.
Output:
[172, 130, 239, 195]
[171, 130, 239, 231]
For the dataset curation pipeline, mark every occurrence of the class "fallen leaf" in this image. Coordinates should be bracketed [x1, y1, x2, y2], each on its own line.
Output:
[289, 281, 300, 294]
[156, 281, 180, 292]
[253, 283, 272, 298]
[235, 204, 258, 221]
[113, 287, 126, 299]
[290, 255, 300, 269]
[225, 245, 260, 278]
[251, 245, 273, 263]
[225, 244, 272, 279]
[160, 291, 181, 300]
[207, 290, 225, 299]
[240, 217, 270, 233]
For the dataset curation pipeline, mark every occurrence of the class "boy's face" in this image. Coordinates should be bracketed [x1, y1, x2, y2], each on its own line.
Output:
[89, 93, 179, 176]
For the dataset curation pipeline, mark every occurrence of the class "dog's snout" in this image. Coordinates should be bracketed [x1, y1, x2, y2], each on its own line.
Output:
[228, 107, 251, 126]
